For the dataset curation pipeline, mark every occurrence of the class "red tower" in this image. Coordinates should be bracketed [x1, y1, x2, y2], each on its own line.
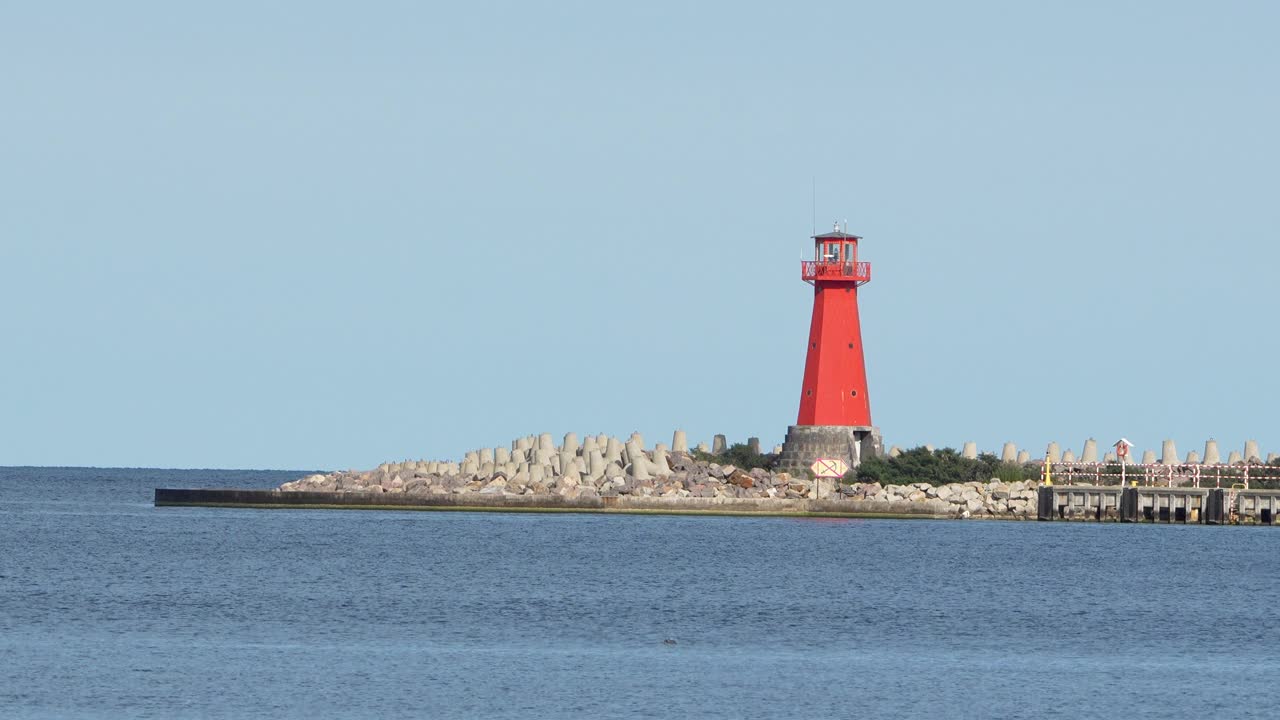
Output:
[797, 227, 872, 426]
[776, 223, 882, 472]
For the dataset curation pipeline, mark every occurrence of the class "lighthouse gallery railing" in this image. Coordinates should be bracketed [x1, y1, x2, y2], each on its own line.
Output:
[800, 261, 871, 283]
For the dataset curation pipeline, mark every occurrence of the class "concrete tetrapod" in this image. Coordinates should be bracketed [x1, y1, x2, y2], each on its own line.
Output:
[1141, 450, 1157, 465]
[1081, 439, 1098, 464]
[460, 455, 479, 477]
[628, 454, 653, 481]
[1228, 450, 1243, 465]
[604, 437, 624, 466]
[558, 450, 576, 476]
[962, 442, 978, 460]
[1203, 440, 1221, 465]
[559, 461, 581, 487]
[1186, 451, 1200, 464]
[1269, 453, 1279, 464]
[1017, 451, 1030, 464]
[1245, 440, 1262, 463]
[672, 430, 688, 453]
[1161, 440, 1178, 466]
[1001, 442, 1018, 463]
[1062, 450, 1077, 463]
[563, 432, 579, 455]
[1046, 442, 1061, 464]
[623, 439, 652, 476]
[695, 442, 709, 454]
[1103, 451, 1117, 463]
[587, 449, 606, 481]
[650, 446, 673, 477]
[534, 447, 555, 467]
[629, 432, 645, 450]
[712, 434, 727, 455]
[538, 433, 555, 452]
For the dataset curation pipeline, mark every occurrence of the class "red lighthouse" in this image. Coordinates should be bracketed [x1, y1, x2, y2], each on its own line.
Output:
[777, 223, 883, 472]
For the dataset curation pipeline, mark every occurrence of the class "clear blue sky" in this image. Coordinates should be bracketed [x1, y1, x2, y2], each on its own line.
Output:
[3, 1, 1277, 470]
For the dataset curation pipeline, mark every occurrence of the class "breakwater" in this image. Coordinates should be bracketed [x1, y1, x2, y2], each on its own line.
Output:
[270, 425, 1045, 518]
[154, 429, 1279, 523]
[272, 429, 1041, 517]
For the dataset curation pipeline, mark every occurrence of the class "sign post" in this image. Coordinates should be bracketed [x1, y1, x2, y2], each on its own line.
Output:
[1114, 438, 1132, 487]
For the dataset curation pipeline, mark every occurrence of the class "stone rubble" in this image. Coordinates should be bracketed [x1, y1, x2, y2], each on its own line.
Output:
[279, 429, 1043, 519]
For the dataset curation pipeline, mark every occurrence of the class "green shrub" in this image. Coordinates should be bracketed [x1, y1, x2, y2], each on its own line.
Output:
[855, 446, 1037, 486]
[993, 462, 1034, 484]
[691, 443, 774, 471]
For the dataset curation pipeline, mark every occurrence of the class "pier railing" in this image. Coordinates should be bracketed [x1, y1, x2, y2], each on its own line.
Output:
[1043, 461, 1280, 489]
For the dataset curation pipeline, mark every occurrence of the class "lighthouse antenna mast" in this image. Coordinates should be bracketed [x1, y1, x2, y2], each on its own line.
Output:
[811, 176, 818, 243]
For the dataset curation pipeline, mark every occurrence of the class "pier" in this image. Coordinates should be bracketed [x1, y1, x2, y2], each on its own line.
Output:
[1036, 485, 1280, 525]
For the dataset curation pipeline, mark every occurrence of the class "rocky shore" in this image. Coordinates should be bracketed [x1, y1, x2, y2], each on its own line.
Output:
[279, 431, 1041, 519]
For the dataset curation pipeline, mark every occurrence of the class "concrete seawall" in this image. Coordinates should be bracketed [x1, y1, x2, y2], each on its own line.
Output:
[154, 488, 955, 519]
[1036, 485, 1280, 524]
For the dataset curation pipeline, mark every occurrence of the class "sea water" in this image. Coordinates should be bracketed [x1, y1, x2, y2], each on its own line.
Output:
[3, 466, 1279, 719]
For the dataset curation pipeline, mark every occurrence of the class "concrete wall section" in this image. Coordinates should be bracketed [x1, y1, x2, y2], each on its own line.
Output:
[774, 424, 883, 473]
